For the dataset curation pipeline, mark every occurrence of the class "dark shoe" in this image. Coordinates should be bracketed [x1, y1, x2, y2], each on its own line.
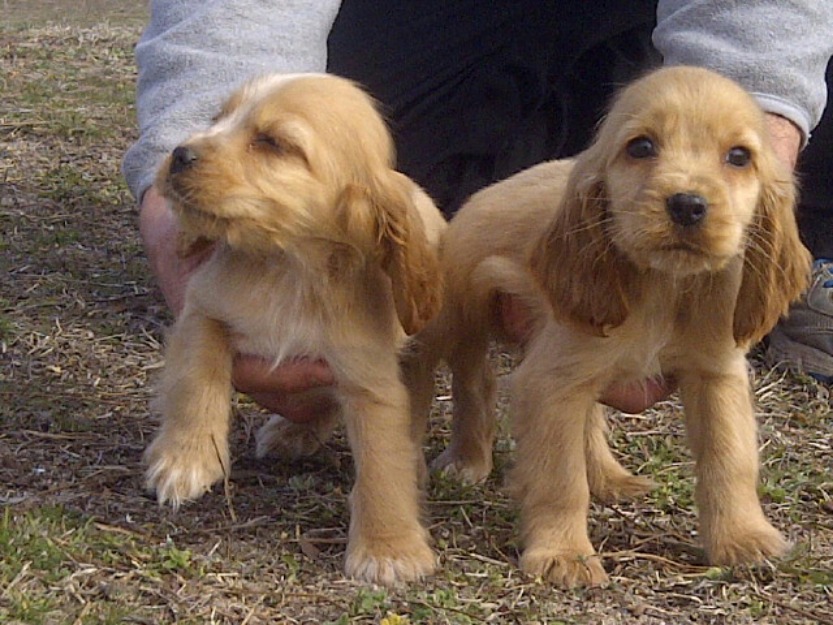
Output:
[766, 259, 833, 382]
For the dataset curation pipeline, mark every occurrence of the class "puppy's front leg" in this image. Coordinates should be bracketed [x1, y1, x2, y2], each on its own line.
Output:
[145, 312, 233, 508]
[510, 355, 608, 587]
[679, 358, 789, 565]
[341, 374, 435, 586]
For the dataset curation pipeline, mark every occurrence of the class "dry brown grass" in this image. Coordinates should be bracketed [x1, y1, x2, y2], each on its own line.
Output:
[1, 5, 831, 624]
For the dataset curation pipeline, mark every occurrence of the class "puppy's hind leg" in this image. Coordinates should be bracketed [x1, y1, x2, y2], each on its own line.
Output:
[145, 313, 234, 508]
[400, 321, 446, 489]
[431, 325, 497, 484]
[585, 404, 655, 504]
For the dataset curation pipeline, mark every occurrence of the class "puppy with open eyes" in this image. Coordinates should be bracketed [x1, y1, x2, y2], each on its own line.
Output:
[144, 73, 446, 585]
[407, 66, 810, 587]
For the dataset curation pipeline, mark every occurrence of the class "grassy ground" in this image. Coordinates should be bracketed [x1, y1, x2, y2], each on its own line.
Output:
[1, 4, 831, 624]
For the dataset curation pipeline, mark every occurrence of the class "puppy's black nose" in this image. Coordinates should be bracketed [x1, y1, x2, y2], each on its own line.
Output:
[169, 145, 199, 174]
[666, 192, 707, 227]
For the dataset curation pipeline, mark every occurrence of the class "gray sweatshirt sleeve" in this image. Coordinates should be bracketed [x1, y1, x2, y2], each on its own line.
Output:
[654, 0, 833, 143]
[122, 0, 342, 202]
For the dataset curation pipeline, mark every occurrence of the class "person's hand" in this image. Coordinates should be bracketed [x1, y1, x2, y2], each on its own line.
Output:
[764, 113, 802, 171]
[497, 293, 676, 413]
[139, 186, 335, 422]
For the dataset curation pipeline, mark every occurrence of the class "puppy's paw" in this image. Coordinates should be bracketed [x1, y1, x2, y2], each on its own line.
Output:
[705, 520, 790, 566]
[144, 434, 229, 508]
[431, 445, 492, 484]
[345, 531, 436, 586]
[589, 468, 655, 504]
[255, 414, 328, 460]
[520, 546, 608, 588]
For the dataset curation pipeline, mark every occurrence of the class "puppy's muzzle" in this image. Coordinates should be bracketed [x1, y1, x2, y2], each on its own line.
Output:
[666, 192, 708, 227]
[170, 145, 199, 175]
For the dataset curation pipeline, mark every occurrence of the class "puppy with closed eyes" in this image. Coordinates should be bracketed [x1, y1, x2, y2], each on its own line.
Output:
[407, 66, 810, 587]
[144, 73, 446, 585]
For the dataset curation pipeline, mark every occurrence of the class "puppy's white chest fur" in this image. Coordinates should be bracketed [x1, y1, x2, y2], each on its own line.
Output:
[186, 248, 402, 368]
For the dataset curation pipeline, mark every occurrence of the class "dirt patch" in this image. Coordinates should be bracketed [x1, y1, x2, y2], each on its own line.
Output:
[2, 0, 146, 27]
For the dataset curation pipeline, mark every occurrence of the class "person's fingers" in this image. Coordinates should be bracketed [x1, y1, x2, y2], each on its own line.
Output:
[232, 355, 335, 395]
[247, 390, 338, 423]
[600, 377, 677, 414]
[232, 356, 336, 423]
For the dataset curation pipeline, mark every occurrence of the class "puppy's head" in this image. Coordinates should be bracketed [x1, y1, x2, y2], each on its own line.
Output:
[158, 73, 395, 250]
[533, 66, 809, 341]
[157, 73, 442, 334]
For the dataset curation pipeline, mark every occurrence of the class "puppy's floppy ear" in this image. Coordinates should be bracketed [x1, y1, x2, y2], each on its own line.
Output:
[733, 162, 811, 345]
[530, 150, 639, 336]
[337, 175, 443, 335]
[375, 173, 444, 335]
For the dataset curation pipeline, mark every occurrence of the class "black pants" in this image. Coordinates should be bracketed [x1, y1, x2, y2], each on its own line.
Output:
[797, 59, 833, 259]
[328, 1, 832, 257]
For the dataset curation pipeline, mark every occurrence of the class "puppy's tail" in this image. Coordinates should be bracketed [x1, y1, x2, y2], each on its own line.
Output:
[472, 255, 551, 339]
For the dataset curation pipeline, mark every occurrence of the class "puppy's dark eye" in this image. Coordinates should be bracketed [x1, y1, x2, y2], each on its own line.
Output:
[726, 146, 751, 167]
[252, 133, 284, 153]
[626, 136, 657, 159]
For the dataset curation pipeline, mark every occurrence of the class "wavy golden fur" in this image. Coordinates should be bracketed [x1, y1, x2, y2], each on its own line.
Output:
[144, 73, 446, 585]
[407, 66, 810, 587]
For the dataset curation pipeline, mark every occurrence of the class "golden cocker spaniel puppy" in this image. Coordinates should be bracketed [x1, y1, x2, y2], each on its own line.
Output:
[407, 66, 810, 587]
[144, 73, 446, 585]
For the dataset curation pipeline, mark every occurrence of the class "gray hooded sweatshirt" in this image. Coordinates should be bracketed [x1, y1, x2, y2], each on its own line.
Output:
[122, 0, 833, 203]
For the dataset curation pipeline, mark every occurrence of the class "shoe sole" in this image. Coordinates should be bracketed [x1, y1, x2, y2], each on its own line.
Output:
[766, 326, 833, 383]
